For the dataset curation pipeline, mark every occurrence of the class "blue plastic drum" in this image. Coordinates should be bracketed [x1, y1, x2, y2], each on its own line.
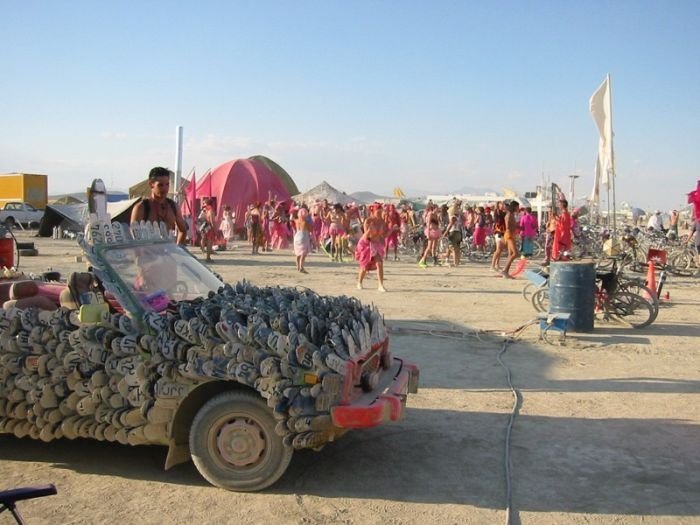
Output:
[548, 261, 596, 332]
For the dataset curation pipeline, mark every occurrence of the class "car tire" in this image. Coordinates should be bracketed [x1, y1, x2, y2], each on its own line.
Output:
[16, 242, 35, 250]
[19, 248, 38, 257]
[189, 390, 293, 492]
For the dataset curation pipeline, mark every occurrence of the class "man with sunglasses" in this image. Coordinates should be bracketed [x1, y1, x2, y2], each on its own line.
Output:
[130, 166, 188, 245]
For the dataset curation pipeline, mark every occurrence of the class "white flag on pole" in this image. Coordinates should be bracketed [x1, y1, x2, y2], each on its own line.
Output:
[590, 75, 614, 186]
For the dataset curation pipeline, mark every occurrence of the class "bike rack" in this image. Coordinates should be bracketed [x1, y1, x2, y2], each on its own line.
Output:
[537, 312, 570, 344]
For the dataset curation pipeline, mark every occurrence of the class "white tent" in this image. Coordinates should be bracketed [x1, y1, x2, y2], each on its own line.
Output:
[293, 181, 355, 205]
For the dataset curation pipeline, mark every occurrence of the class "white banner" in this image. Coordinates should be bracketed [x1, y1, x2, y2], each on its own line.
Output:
[590, 75, 614, 186]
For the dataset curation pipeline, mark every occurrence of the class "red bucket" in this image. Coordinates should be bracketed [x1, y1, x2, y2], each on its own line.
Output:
[0, 238, 13, 268]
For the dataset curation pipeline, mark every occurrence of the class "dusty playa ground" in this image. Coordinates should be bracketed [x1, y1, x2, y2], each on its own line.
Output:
[2, 232, 700, 524]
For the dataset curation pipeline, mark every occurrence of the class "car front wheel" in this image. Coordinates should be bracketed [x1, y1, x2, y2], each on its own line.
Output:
[189, 390, 293, 491]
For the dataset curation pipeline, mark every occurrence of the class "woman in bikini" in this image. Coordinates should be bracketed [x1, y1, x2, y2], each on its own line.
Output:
[502, 200, 520, 278]
[327, 203, 347, 262]
[418, 204, 441, 268]
[249, 202, 264, 255]
[355, 204, 388, 292]
[491, 201, 507, 272]
[200, 198, 216, 262]
[384, 204, 401, 261]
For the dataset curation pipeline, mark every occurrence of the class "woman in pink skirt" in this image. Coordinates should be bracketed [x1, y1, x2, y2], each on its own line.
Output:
[473, 206, 487, 251]
[271, 201, 291, 250]
[384, 204, 401, 261]
[355, 204, 388, 292]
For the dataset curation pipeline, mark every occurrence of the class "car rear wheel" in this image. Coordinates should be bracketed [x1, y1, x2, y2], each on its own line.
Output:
[189, 390, 293, 491]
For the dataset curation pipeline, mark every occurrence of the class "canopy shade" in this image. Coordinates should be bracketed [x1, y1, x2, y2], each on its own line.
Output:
[293, 181, 354, 206]
[38, 198, 140, 237]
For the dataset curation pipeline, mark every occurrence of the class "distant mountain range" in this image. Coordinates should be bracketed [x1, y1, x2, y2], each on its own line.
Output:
[49, 190, 129, 204]
[386, 185, 499, 198]
[349, 191, 394, 203]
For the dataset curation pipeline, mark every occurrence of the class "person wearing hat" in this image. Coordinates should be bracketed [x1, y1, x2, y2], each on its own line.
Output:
[130, 167, 188, 245]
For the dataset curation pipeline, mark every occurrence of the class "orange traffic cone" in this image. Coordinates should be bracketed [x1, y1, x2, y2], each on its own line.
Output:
[644, 260, 657, 301]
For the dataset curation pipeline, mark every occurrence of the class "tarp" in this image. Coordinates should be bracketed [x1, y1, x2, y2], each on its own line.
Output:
[248, 155, 299, 195]
[189, 158, 293, 229]
[294, 181, 354, 206]
[129, 179, 152, 199]
[38, 198, 140, 237]
[129, 156, 296, 200]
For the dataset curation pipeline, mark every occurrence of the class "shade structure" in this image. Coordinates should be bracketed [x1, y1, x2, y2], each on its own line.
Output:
[38, 199, 140, 237]
[293, 181, 354, 206]
[190, 158, 293, 229]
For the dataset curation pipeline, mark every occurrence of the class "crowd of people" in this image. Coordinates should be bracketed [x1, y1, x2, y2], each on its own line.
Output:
[193, 194, 582, 288]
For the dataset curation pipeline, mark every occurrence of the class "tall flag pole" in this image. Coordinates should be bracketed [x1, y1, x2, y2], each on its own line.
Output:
[174, 126, 184, 202]
[608, 74, 616, 232]
[190, 170, 197, 246]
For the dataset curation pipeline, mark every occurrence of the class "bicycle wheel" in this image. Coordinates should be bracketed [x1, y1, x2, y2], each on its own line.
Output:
[617, 278, 659, 316]
[522, 282, 536, 302]
[669, 250, 693, 270]
[609, 291, 656, 329]
[531, 239, 543, 259]
[531, 287, 549, 312]
[665, 260, 695, 277]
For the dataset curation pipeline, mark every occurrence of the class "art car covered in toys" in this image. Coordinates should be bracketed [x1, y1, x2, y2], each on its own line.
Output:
[0, 218, 419, 491]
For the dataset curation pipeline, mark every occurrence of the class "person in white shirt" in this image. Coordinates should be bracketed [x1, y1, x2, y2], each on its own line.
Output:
[647, 210, 663, 232]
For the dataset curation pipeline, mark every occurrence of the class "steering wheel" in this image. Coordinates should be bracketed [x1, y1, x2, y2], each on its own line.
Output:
[168, 280, 189, 301]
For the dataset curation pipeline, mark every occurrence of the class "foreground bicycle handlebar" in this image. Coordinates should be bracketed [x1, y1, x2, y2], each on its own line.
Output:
[0, 484, 57, 525]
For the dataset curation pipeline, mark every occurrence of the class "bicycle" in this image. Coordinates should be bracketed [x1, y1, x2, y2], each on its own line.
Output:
[0, 484, 57, 525]
[526, 258, 658, 328]
[594, 265, 657, 328]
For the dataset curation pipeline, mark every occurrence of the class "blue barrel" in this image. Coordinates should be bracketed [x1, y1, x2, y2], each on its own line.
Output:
[548, 261, 596, 332]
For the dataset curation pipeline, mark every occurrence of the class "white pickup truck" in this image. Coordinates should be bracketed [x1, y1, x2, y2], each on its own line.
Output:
[0, 202, 44, 228]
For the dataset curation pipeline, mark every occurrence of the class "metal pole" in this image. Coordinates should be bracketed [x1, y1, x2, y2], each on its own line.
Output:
[568, 174, 579, 205]
[608, 74, 617, 234]
[174, 126, 183, 203]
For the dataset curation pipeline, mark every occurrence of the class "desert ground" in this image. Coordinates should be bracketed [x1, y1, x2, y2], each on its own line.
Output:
[2, 231, 699, 525]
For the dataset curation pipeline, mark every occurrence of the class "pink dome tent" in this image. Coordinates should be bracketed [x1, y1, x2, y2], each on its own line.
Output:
[185, 158, 294, 230]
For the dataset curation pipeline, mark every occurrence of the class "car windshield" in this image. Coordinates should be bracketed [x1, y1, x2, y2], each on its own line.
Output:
[101, 242, 224, 310]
